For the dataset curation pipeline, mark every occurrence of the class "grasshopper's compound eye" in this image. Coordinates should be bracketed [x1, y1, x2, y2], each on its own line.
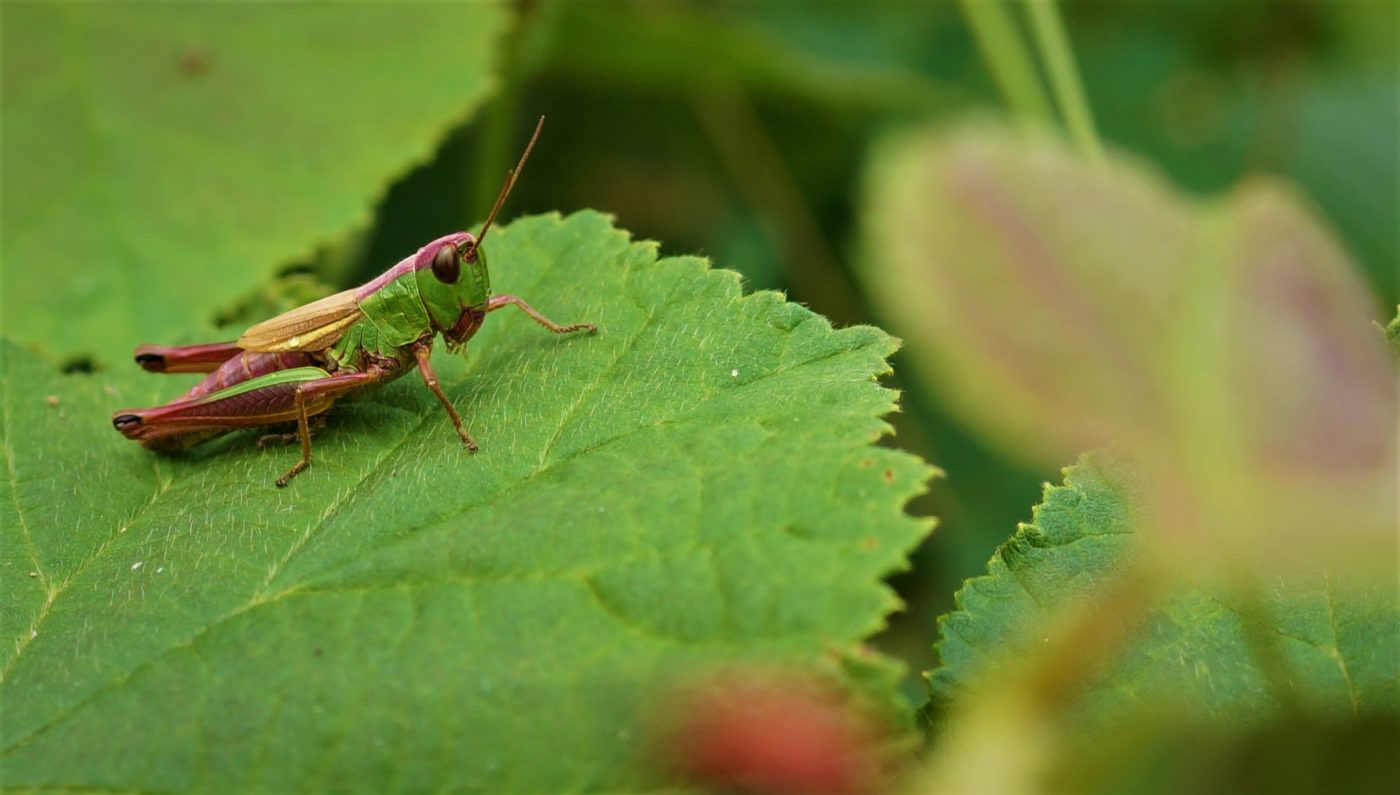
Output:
[431, 243, 460, 284]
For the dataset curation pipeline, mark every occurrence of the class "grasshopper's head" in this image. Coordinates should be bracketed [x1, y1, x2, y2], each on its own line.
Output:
[420, 116, 545, 350]
[414, 232, 492, 348]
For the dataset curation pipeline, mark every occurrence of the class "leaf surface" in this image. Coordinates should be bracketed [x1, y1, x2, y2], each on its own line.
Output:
[0, 211, 932, 793]
[1, 2, 506, 364]
[930, 452, 1399, 726]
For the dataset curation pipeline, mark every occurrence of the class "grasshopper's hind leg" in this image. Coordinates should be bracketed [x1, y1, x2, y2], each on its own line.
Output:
[113, 364, 394, 487]
[257, 414, 327, 448]
[133, 341, 243, 373]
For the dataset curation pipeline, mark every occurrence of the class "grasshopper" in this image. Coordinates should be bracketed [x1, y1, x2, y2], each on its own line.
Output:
[112, 118, 595, 487]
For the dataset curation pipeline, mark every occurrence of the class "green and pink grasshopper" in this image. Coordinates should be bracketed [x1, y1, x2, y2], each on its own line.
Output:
[112, 119, 594, 487]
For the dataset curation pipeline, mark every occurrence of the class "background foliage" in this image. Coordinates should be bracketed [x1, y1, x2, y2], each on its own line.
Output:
[2, 1, 1395, 793]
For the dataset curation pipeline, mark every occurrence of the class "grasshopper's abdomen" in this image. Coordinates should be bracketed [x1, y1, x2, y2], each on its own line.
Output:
[186, 351, 318, 399]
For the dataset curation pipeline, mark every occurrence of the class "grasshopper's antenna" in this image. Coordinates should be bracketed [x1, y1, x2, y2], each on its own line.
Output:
[474, 115, 545, 250]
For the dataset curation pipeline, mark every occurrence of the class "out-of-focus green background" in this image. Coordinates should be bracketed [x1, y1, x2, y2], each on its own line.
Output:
[358, 0, 1394, 682]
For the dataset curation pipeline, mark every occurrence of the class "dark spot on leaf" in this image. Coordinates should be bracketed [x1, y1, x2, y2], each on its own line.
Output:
[313, 647, 324, 658]
[860, 537, 878, 550]
[61, 356, 98, 374]
[178, 46, 210, 76]
[882, 469, 894, 483]
[859, 458, 874, 468]
[277, 263, 317, 277]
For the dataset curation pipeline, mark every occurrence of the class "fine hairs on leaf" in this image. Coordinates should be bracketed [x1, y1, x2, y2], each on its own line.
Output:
[0, 211, 934, 794]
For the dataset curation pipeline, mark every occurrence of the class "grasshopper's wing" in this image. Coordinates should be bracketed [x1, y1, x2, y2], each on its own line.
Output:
[237, 288, 364, 353]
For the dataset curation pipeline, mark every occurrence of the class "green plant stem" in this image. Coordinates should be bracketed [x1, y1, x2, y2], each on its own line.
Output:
[1024, 0, 1103, 161]
[691, 84, 861, 325]
[957, 0, 1052, 125]
[468, 2, 530, 217]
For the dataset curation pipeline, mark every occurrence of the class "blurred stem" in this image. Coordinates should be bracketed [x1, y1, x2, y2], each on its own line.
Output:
[1024, 0, 1103, 162]
[923, 557, 1161, 791]
[691, 84, 860, 324]
[957, 0, 1052, 125]
[469, 0, 532, 220]
[1227, 565, 1311, 715]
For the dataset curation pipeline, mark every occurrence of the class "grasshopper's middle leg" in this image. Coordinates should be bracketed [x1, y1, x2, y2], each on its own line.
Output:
[412, 340, 477, 452]
[275, 366, 397, 487]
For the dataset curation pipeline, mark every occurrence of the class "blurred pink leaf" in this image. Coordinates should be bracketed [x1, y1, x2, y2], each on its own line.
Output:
[861, 121, 1395, 573]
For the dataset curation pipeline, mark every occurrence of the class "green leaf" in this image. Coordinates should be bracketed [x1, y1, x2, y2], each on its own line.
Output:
[929, 451, 1400, 728]
[1, 2, 506, 365]
[1045, 710, 1400, 795]
[0, 211, 933, 793]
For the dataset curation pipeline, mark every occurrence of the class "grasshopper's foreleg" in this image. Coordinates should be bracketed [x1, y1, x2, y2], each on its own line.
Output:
[486, 294, 596, 335]
[412, 340, 478, 452]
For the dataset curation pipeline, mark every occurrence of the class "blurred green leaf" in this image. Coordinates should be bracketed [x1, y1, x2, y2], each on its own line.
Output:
[1071, 1, 1398, 298]
[0, 212, 932, 792]
[1046, 711, 1400, 795]
[1, 2, 506, 365]
[859, 121, 1394, 573]
[1385, 308, 1400, 361]
[532, 2, 954, 112]
[930, 451, 1399, 726]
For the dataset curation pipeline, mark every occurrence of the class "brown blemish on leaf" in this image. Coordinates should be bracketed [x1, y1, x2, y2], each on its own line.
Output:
[179, 46, 211, 76]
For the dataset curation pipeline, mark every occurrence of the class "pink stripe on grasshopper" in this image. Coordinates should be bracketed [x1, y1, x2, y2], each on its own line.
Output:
[354, 232, 475, 301]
